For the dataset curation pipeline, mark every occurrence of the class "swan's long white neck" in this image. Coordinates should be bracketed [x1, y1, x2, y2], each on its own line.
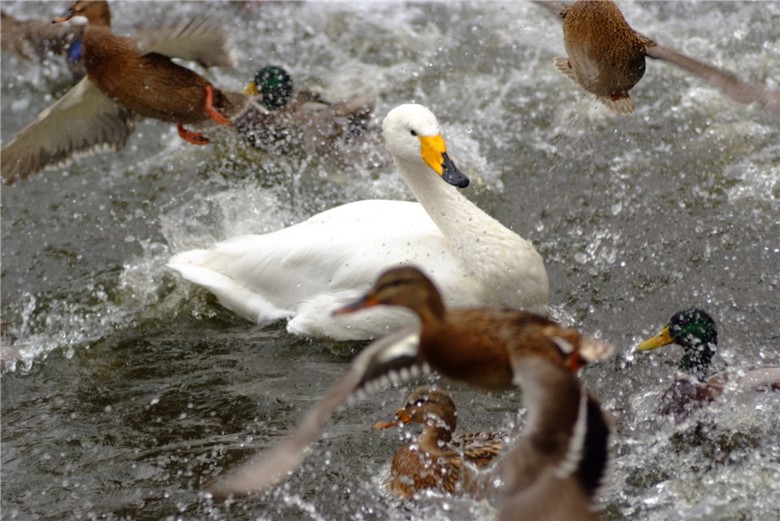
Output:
[393, 156, 490, 242]
[392, 155, 549, 310]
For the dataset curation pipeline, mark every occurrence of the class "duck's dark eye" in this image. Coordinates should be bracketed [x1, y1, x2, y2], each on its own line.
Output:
[410, 129, 417, 136]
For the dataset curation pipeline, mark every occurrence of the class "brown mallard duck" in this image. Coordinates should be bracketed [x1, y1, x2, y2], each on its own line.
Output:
[232, 65, 379, 161]
[333, 265, 611, 390]
[636, 308, 780, 421]
[1, 0, 247, 184]
[373, 386, 506, 498]
[537, 0, 780, 115]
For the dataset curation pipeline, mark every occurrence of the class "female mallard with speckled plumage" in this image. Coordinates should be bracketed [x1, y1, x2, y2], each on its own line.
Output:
[637, 308, 780, 420]
[1, 0, 247, 184]
[537, 0, 780, 115]
[373, 386, 506, 499]
[233, 65, 379, 160]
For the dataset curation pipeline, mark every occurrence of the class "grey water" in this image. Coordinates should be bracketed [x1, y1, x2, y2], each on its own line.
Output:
[2, 1, 779, 520]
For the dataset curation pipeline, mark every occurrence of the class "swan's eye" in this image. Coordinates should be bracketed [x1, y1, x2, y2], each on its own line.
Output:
[410, 129, 417, 136]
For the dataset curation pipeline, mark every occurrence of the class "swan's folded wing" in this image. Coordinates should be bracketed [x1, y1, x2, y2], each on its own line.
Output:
[136, 18, 236, 69]
[644, 42, 780, 117]
[206, 325, 423, 499]
[1, 78, 134, 184]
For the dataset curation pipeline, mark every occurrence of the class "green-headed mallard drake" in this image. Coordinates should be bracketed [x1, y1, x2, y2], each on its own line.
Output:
[373, 386, 507, 499]
[168, 104, 548, 341]
[1, 0, 247, 184]
[1, 3, 101, 82]
[233, 65, 379, 160]
[537, 0, 780, 115]
[204, 265, 612, 499]
[637, 308, 780, 420]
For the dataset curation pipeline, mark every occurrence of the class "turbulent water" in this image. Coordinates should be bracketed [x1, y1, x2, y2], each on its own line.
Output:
[2, 1, 779, 520]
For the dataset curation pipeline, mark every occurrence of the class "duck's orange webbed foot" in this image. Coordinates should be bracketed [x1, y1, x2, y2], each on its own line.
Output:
[204, 85, 233, 126]
[177, 123, 210, 145]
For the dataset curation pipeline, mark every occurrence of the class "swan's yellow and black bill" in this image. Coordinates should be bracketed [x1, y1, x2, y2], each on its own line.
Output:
[419, 134, 469, 188]
[636, 326, 673, 351]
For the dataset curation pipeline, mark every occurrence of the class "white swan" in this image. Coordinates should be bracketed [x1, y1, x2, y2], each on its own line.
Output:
[167, 104, 548, 340]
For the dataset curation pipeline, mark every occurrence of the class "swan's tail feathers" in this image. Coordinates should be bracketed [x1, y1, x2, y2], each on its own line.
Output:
[167, 252, 289, 325]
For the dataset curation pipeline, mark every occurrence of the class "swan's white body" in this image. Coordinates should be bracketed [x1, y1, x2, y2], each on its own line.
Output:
[168, 104, 548, 340]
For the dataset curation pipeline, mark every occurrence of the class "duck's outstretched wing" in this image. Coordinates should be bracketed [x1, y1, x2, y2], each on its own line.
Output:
[644, 42, 780, 117]
[206, 325, 425, 499]
[1, 77, 134, 184]
[137, 18, 236, 68]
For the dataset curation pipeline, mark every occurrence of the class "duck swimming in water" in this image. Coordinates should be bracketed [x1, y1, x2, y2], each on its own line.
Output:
[637, 307, 780, 421]
[233, 65, 379, 162]
[373, 386, 507, 499]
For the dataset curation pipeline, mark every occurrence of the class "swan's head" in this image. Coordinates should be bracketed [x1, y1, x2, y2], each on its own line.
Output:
[382, 104, 469, 188]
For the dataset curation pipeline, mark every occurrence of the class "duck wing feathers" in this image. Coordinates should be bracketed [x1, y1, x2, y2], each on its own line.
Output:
[454, 431, 507, 466]
[136, 18, 236, 68]
[206, 325, 423, 498]
[644, 42, 780, 116]
[1, 77, 134, 183]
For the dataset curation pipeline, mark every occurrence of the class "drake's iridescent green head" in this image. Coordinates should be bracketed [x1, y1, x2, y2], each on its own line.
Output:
[637, 308, 718, 380]
[245, 66, 293, 111]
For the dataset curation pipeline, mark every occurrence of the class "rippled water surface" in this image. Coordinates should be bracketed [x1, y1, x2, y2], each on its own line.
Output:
[2, 1, 780, 520]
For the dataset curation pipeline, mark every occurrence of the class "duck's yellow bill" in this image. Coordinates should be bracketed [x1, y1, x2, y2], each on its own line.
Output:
[419, 134, 469, 188]
[636, 326, 673, 351]
[244, 81, 259, 96]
